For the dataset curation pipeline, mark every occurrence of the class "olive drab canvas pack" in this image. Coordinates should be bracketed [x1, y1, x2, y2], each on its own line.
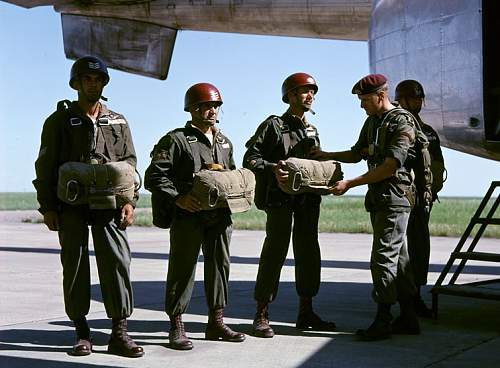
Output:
[278, 158, 343, 195]
[190, 168, 256, 213]
[57, 161, 136, 209]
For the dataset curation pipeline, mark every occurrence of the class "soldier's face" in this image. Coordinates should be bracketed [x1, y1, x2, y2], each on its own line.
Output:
[359, 91, 383, 116]
[191, 102, 220, 126]
[76, 73, 105, 103]
[398, 96, 422, 115]
[289, 86, 315, 111]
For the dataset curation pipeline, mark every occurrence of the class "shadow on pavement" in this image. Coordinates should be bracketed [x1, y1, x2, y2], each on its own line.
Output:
[0, 355, 121, 368]
[2, 246, 500, 275]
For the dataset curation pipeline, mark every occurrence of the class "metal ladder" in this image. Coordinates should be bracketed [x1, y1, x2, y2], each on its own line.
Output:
[431, 181, 500, 318]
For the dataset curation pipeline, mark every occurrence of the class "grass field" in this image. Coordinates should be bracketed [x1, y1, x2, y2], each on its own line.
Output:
[1, 192, 498, 238]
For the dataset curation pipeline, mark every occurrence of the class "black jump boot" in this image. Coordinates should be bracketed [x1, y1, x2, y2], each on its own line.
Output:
[392, 299, 421, 335]
[356, 303, 393, 341]
[296, 297, 336, 331]
[70, 317, 92, 356]
[414, 287, 433, 318]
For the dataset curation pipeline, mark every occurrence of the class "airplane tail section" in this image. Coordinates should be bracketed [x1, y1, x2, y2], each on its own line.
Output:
[61, 14, 177, 80]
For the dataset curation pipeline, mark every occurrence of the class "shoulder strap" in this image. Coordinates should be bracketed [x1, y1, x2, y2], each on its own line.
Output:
[376, 107, 415, 151]
[182, 132, 214, 173]
[270, 115, 301, 157]
[56, 100, 75, 126]
[184, 133, 202, 172]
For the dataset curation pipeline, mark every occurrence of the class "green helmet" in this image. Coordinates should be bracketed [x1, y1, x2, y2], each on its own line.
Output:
[69, 56, 110, 90]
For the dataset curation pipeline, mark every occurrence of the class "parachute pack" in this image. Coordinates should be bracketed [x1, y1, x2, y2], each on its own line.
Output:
[57, 161, 136, 209]
[278, 157, 343, 195]
[149, 130, 254, 229]
[190, 168, 255, 213]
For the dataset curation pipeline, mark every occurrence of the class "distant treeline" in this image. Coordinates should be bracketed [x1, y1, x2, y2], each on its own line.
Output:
[1, 192, 498, 238]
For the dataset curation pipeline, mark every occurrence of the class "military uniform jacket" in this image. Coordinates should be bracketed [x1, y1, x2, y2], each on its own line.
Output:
[144, 122, 235, 207]
[351, 108, 416, 212]
[419, 121, 443, 161]
[417, 116, 445, 201]
[33, 101, 137, 214]
[243, 112, 321, 208]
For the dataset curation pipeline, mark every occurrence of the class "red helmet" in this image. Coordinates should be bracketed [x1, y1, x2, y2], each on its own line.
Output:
[184, 83, 223, 112]
[281, 72, 318, 103]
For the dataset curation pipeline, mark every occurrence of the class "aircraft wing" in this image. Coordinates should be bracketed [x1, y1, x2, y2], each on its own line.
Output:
[3, 0, 57, 7]
[2, 0, 370, 80]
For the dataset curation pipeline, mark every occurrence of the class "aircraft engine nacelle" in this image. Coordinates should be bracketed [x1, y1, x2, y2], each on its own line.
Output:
[370, 0, 500, 161]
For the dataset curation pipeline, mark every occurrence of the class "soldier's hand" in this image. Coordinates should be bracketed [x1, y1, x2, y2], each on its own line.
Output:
[330, 180, 350, 196]
[272, 161, 288, 184]
[175, 194, 202, 213]
[119, 203, 134, 230]
[43, 211, 59, 231]
[309, 148, 331, 161]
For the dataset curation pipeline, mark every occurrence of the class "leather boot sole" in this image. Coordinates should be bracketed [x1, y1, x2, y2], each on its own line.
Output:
[252, 328, 275, 338]
[70, 339, 92, 356]
[296, 312, 337, 332]
[355, 328, 392, 341]
[391, 319, 421, 335]
[169, 340, 193, 350]
[205, 333, 246, 342]
[205, 327, 246, 342]
[107, 342, 144, 358]
[296, 321, 337, 331]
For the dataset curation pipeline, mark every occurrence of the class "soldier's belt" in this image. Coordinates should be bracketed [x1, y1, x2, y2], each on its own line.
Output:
[278, 157, 343, 195]
[190, 168, 255, 213]
[57, 161, 136, 209]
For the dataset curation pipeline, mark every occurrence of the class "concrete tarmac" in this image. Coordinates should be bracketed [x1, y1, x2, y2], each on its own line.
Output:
[1, 218, 499, 368]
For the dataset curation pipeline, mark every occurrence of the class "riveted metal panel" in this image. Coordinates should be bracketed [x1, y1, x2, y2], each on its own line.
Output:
[62, 14, 177, 80]
[369, 0, 493, 159]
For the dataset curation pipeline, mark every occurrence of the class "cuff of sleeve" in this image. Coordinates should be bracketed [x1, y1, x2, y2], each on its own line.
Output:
[264, 162, 276, 175]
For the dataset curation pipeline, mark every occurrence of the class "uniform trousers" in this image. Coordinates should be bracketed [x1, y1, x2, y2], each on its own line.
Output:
[165, 209, 232, 316]
[254, 198, 321, 302]
[369, 208, 416, 304]
[406, 204, 432, 286]
[58, 205, 133, 321]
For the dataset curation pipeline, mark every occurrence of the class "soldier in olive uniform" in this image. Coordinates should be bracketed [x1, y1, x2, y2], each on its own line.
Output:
[311, 74, 419, 341]
[395, 80, 445, 317]
[33, 56, 144, 357]
[144, 83, 245, 350]
[244, 73, 336, 338]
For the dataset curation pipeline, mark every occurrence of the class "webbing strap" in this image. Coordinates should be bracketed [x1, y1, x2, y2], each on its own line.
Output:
[270, 115, 299, 157]
[185, 134, 214, 173]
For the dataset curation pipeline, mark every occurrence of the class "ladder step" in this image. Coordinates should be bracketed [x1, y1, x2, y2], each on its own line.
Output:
[452, 251, 500, 262]
[432, 285, 500, 300]
[472, 218, 500, 225]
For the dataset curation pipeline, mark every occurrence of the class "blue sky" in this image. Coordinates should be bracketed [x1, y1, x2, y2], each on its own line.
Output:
[0, 2, 498, 197]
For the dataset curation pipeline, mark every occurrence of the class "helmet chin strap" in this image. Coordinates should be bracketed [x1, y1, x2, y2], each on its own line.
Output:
[100, 95, 108, 102]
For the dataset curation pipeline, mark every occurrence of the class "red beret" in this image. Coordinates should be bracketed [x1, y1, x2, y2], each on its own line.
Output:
[351, 74, 388, 95]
